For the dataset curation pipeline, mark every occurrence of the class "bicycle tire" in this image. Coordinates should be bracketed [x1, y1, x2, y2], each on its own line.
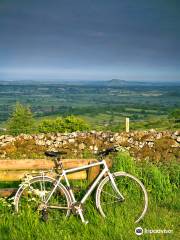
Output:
[14, 175, 71, 221]
[96, 172, 148, 223]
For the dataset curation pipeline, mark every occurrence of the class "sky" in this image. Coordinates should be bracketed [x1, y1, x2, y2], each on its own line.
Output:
[0, 0, 179, 81]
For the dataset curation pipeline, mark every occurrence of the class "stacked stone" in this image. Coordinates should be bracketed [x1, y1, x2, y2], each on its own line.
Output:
[0, 130, 179, 161]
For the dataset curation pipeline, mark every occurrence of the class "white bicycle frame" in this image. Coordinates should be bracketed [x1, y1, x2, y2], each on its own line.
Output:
[45, 159, 124, 223]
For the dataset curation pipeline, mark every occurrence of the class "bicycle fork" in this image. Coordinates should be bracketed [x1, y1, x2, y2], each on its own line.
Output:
[108, 172, 125, 201]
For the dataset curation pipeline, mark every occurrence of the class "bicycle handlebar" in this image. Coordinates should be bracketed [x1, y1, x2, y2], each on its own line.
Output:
[98, 147, 118, 157]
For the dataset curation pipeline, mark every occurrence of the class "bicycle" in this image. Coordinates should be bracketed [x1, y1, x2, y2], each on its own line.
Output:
[14, 147, 148, 224]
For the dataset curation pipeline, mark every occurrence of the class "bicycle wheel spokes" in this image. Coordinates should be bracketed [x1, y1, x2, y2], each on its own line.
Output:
[46, 186, 70, 220]
[17, 180, 52, 212]
[15, 176, 71, 221]
[96, 172, 148, 223]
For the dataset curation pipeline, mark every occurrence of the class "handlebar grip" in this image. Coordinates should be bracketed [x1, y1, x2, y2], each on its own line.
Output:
[98, 147, 118, 157]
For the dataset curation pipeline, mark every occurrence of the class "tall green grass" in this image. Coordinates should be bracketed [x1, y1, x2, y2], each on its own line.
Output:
[0, 153, 179, 240]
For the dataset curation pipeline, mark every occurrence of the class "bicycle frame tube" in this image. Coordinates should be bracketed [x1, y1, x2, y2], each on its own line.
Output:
[64, 160, 106, 174]
[63, 172, 76, 203]
[45, 174, 64, 204]
[81, 167, 107, 204]
[62, 160, 109, 204]
[45, 160, 110, 205]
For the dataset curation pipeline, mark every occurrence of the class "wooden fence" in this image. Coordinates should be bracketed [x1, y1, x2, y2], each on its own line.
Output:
[0, 158, 110, 197]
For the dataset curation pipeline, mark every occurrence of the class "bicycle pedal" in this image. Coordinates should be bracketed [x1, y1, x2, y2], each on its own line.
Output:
[41, 209, 48, 222]
[119, 198, 125, 202]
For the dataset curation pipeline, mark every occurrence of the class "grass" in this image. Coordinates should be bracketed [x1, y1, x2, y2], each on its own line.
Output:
[0, 152, 179, 240]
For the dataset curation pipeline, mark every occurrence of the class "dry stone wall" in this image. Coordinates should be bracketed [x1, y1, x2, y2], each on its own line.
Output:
[0, 130, 179, 162]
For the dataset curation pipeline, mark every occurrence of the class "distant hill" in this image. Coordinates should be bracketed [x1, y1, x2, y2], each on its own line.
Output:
[105, 79, 128, 86]
[102, 79, 149, 86]
[1, 79, 179, 87]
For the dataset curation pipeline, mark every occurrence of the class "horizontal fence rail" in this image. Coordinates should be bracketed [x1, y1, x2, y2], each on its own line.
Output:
[0, 158, 111, 197]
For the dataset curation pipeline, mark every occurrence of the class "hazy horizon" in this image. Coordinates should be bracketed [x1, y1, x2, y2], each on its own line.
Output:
[1, 79, 180, 84]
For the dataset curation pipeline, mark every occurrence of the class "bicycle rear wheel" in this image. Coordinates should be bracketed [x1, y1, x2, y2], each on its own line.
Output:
[96, 172, 148, 223]
[14, 176, 71, 221]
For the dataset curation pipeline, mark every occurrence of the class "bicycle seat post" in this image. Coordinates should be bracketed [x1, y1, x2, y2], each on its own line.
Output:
[53, 155, 63, 172]
[58, 155, 64, 170]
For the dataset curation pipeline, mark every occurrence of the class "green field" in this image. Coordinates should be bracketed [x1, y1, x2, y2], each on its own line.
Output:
[0, 80, 180, 131]
[0, 153, 179, 240]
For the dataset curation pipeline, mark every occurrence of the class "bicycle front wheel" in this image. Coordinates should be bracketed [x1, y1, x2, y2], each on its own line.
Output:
[14, 176, 71, 221]
[96, 172, 148, 223]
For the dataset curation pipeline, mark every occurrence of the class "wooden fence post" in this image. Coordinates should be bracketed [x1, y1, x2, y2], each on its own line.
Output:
[126, 117, 130, 132]
[87, 161, 100, 183]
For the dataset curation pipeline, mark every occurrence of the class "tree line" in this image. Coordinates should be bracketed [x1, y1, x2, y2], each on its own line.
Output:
[6, 103, 90, 136]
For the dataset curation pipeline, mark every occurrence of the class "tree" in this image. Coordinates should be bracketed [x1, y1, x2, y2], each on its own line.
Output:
[38, 117, 64, 133]
[38, 115, 90, 133]
[63, 115, 90, 132]
[7, 103, 35, 136]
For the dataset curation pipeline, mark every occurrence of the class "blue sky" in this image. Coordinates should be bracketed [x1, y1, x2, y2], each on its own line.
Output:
[0, 0, 179, 81]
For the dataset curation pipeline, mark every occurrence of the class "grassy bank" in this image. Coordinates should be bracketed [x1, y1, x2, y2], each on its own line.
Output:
[0, 153, 179, 240]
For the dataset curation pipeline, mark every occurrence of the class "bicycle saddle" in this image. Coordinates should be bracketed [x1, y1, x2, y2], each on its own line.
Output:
[45, 151, 67, 157]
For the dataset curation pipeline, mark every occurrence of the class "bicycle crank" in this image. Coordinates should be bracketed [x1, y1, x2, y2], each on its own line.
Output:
[41, 207, 48, 222]
[71, 202, 88, 224]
